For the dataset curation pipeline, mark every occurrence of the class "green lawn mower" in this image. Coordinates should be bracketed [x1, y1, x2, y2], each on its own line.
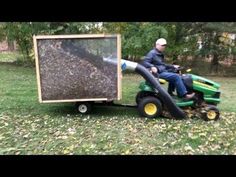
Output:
[104, 57, 221, 121]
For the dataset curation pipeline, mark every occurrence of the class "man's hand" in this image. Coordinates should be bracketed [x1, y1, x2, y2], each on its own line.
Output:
[150, 66, 158, 73]
[173, 65, 180, 69]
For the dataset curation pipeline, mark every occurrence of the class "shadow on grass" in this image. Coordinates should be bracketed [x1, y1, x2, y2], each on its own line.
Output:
[36, 103, 169, 121]
[33, 102, 138, 117]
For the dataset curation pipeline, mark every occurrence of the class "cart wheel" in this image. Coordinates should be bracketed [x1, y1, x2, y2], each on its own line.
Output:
[203, 105, 220, 121]
[75, 102, 92, 114]
[138, 96, 162, 118]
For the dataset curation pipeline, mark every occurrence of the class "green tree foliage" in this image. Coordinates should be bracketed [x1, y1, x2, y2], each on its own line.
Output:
[1, 22, 236, 73]
[3, 22, 45, 64]
[103, 22, 168, 61]
[197, 22, 236, 73]
[1, 22, 103, 65]
[161, 22, 199, 62]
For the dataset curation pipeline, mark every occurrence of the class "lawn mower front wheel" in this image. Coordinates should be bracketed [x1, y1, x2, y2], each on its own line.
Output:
[202, 105, 220, 121]
[138, 96, 162, 118]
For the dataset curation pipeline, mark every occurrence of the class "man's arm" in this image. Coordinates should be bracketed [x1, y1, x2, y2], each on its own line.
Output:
[165, 63, 175, 69]
[141, 51, 155, 68]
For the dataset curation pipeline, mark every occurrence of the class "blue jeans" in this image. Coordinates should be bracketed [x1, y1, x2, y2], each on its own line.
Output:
[168, 82, 175, 94]
[159, 72, 187, 97]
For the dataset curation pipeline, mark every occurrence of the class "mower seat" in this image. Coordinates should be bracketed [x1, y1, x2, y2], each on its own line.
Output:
[159, 78, 167, 84]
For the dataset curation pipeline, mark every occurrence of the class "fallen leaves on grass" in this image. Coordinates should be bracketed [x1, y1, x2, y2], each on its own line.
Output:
[0, 112, 236, 154]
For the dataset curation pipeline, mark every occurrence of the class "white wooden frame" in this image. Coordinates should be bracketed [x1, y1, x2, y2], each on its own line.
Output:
[33, 34, 121, 103]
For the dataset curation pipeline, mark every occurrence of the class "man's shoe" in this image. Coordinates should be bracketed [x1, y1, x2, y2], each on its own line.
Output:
[183, 93, 195, 100]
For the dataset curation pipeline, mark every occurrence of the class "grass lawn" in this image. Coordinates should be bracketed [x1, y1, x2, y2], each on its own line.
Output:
[0, 62, 236, 155]
[0, 51, 21, 63]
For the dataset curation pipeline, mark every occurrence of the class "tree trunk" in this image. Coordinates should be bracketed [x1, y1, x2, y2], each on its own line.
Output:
[210, 54, 219, 74]
[233, 55, 236, 63]
[7, 40, 15, 51]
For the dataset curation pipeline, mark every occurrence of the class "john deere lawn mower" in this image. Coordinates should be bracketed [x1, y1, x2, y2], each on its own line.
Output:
[103, 57, 221, 121]
[136, 67, 221, 121]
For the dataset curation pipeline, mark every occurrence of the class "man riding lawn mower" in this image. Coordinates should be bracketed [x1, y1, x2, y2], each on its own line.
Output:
[136, 65, 221, 121]
[136, 38, 221, 121]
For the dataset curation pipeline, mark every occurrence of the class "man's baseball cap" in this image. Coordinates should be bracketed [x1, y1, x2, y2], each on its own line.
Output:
[156, 38, 167, 45]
